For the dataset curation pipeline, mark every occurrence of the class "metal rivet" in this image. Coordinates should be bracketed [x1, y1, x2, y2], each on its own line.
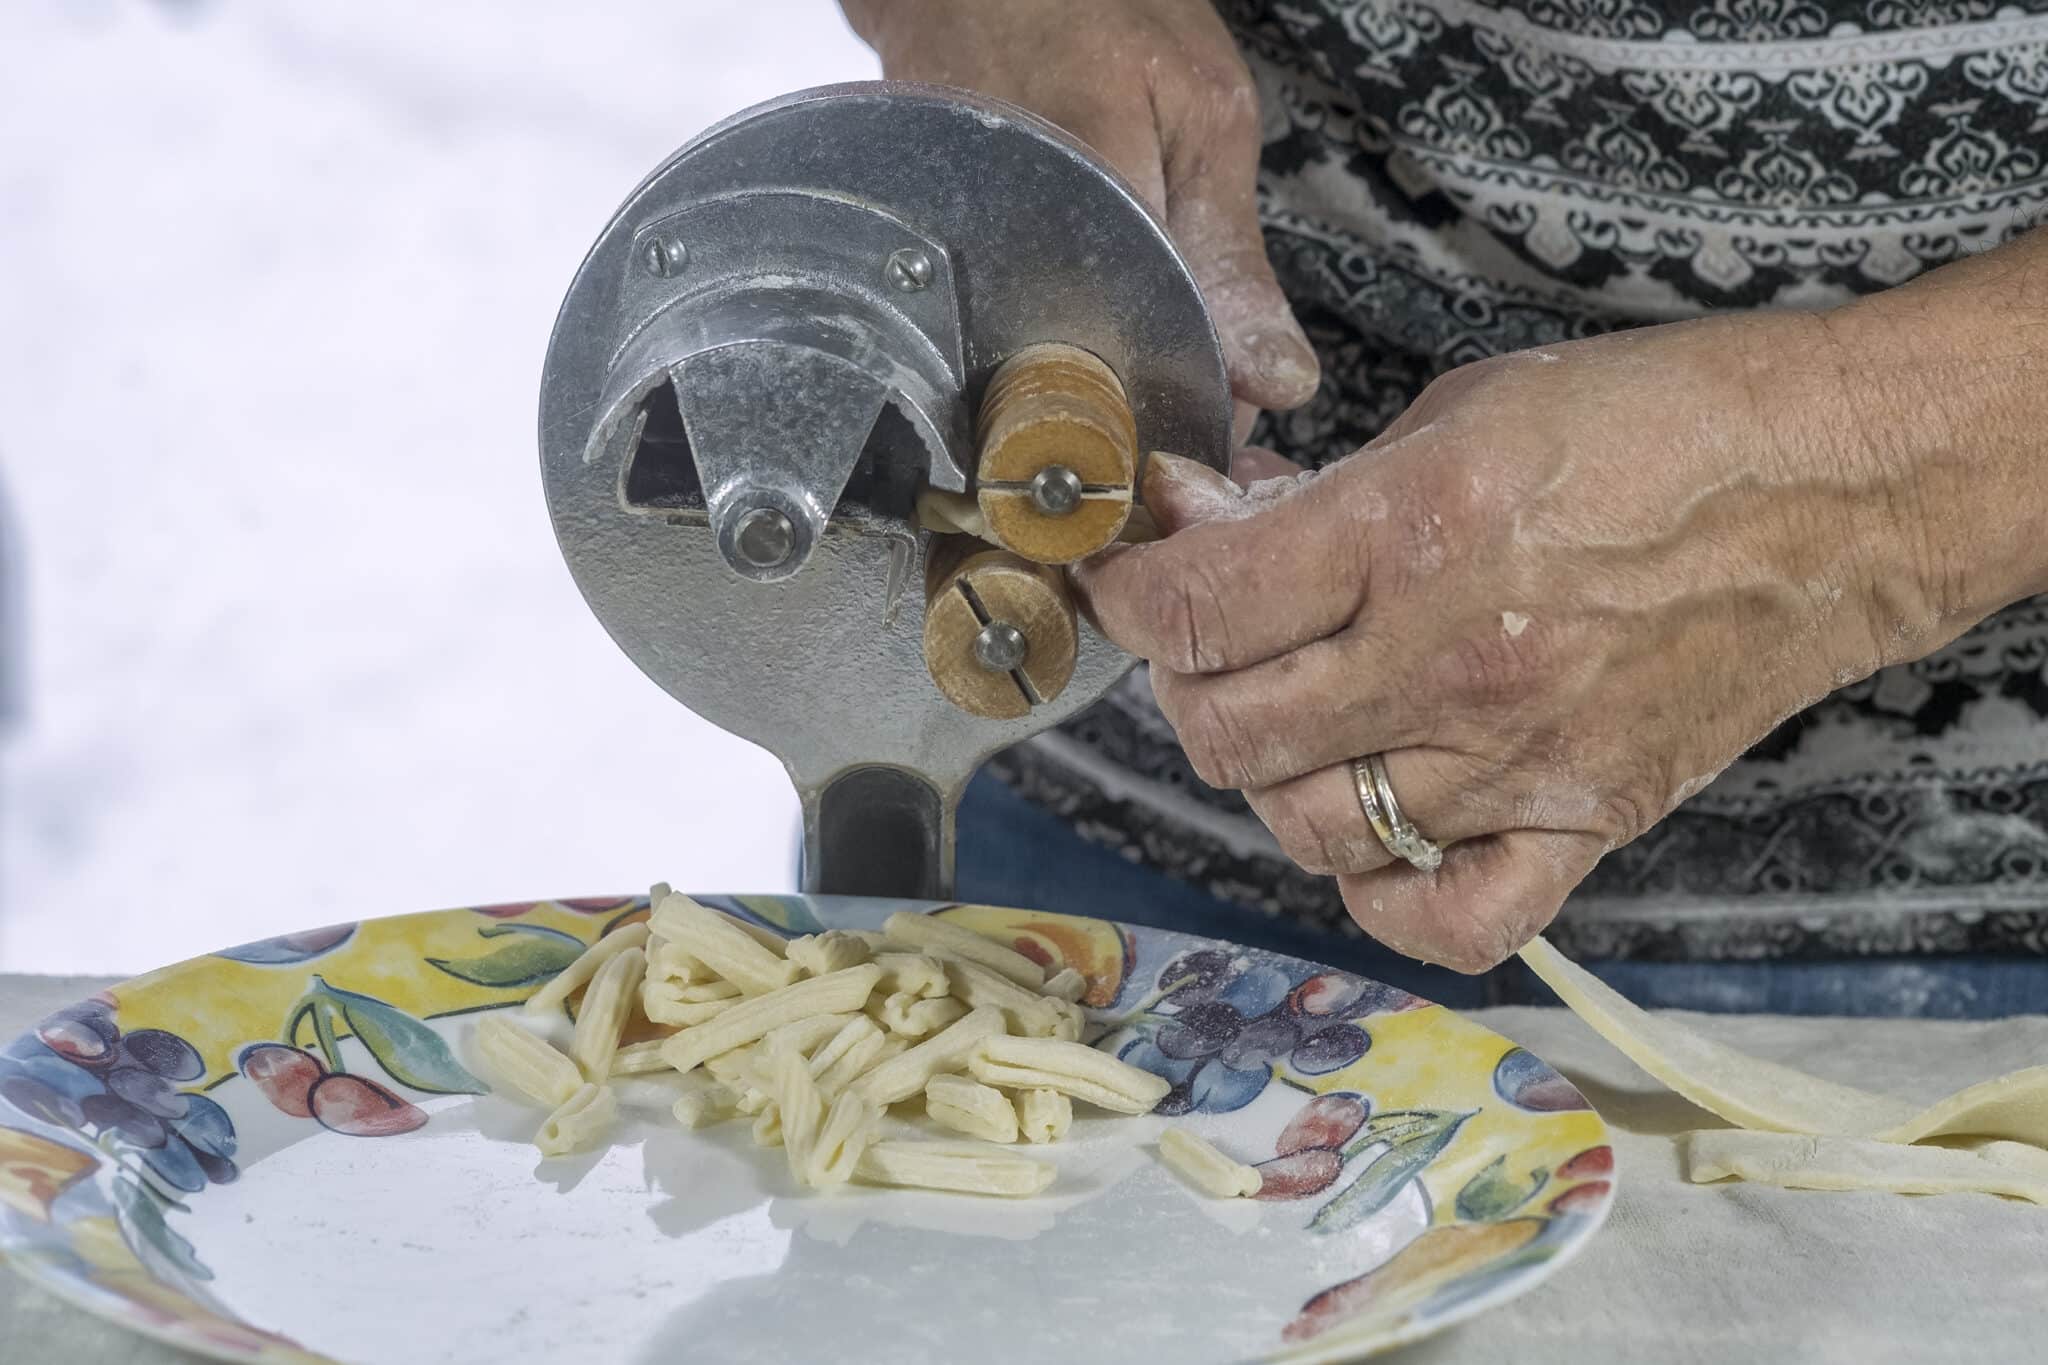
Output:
[885, 247, 933, 292]
[973, 620, 1029, 674]
[733, 507, 796, 569]
[643, 237, 688, 278]
[1028, 464, 1084, 518]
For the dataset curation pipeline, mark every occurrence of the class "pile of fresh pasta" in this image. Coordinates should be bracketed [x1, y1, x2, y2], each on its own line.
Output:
[473, 889, 1263, 1200]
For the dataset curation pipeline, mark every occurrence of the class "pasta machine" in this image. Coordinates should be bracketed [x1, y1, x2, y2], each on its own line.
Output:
[538, 83, 1230, 900]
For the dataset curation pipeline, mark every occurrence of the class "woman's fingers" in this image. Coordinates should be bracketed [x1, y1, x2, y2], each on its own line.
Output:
[1147, 633, 1435, 790]
[1336, 829, 1605, 974]
[1230, 442, 1305, 485]
[1072, 454, 1371, 674]
[1244, 750, 1503, 877]
[1156, 74, 1318, 412]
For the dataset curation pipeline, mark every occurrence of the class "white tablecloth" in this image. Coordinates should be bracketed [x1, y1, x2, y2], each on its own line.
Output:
[3, 975, 2043, 1363]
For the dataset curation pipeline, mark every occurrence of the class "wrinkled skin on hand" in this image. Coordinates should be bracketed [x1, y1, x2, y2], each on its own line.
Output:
[841, 0, 1320, 431]
[1074, 311, 1987, 972]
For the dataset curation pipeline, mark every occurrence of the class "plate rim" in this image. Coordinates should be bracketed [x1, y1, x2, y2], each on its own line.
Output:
[0, 894, 1616, 1364]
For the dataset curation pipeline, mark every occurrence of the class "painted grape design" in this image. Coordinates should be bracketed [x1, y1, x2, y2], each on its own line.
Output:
[1, 1000, 236, 1196]
[1107, 947, 1422, 1115]
[0, 997, 238, 1282]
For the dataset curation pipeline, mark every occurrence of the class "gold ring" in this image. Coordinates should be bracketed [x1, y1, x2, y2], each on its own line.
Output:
[1350, 753, 1443, 873]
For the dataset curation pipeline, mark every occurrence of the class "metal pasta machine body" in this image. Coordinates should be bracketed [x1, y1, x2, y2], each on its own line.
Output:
[539, 83, 1229, 900]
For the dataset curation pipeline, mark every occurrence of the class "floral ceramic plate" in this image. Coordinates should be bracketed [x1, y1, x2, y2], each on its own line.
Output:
[0, 896, 1613, 1363]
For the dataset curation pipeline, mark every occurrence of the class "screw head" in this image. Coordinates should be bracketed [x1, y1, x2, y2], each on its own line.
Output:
[643, 237, 688, 278]
[973, 620, 1029, 674]
[885, 247, 933, 292]
[732, 507, 797, 570]
[1028, 464, 1084, 518]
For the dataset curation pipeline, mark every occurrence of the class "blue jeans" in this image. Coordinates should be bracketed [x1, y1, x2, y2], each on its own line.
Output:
[955, 772, 2048, 1020]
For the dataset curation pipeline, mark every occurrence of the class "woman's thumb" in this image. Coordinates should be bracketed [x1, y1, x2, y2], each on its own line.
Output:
[1166, 153, 1319, 412]
[1140, 451, 1253, 536]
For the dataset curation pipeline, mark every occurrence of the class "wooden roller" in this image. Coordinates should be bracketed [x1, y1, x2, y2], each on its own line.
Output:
[922, 540, 1079, 719]
[974, 343, 1137, 564]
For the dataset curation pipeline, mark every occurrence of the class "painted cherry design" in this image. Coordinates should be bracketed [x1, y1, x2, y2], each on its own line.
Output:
[308, 1074, 427, 1137]
[236, 1041, 425, 1136]
[1255, 1092, 1370, 1200]
[237, 1043, 326, 1119]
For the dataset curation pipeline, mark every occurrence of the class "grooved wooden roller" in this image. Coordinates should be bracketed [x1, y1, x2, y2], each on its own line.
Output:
[923, 541, 1079, 719]
[974, 343, 1137, 564]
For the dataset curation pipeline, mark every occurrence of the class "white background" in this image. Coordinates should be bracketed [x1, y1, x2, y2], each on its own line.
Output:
[0, 1, 879, 972]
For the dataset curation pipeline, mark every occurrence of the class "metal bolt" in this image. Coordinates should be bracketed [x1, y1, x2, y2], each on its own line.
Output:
[732, 507, 797, 570]
[1028, 464, 1084, 518]
[885, 247, 933, 292]
[973, 620, 1029, 674]
[643, 237, 688, 278]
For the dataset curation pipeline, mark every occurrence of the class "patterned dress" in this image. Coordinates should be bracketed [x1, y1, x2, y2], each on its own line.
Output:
[995, 0, 2048, 963]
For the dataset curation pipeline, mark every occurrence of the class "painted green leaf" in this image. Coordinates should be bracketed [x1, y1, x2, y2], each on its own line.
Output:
[309, 977, 486, 1095]
[1310, 1108, 1472, 1235]
[284, 995, 349, 1076]
[427, 923, 586, 989]
[1453, 1154, 1550, 1222]
[114, 1174, 211, 1283]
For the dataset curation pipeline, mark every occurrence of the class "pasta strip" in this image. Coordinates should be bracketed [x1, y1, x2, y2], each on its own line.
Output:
[762, 1011, 865, 1062]
[672, 979, 743, 1003]
[570, 945, 645, 1081]
[672, 1082, 736, 1129]
[870, 952, 951, 1000]
[722, 912, 793, 957]
[660, 966, 883, 1073]
[700, 1049, 772, 1116]
[854, 1007, 1008, 1106]
[525, 923, 650, 1015]
[642, 980, 739, 1028]
[476, 1014, 582, 1107]
[646, 937, 719, 987]
[702, 1045, 759, 1091]
[855, 1140, 1055, 1197]
[653, 894, 799, 997]
[774, 1051, 827, 1182]
[1685, 1130, 2048, 1204]
[926, 1075, 1020, 1144]
[1160, 1127, 1262, 1197]
[807, 1090, 880, 1187]
[936, 955, 1065, 1037]
[814, 1023, 890, 1097]
[787, 931, 873, 978]
[804, 1016, 880, 1076]
[1017, 1089, 1071, 1144]
[854, 1037, 911, 1078]
[1043, 999, 1086, 1043]
[884, 910, 1046, 990]
[1520, 936, 2048, 1144]
[536, 1082, 617, 1156]
[609, 1038, 678, 1077]
[875, 992, 969, 1038]
[1042, 968, 1088, 1003]
[968, 1035, 1171, 1115]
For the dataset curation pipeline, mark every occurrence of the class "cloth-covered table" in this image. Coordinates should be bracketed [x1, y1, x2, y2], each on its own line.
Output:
[3, 974, 2042, 1363]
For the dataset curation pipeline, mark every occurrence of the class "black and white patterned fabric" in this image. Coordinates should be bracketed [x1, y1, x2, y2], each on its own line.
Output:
[996, 0, 2048, 961]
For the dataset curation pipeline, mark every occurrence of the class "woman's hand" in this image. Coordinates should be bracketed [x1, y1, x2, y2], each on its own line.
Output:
[1073, 297, 2047, 972]
[840, 0, 1319, 419]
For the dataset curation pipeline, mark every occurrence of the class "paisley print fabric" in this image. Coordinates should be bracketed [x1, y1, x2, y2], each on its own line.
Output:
[998, 0, 2048, 961]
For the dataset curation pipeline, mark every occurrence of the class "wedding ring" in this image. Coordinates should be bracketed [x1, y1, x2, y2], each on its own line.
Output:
[1351, 753, 1444, 873]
